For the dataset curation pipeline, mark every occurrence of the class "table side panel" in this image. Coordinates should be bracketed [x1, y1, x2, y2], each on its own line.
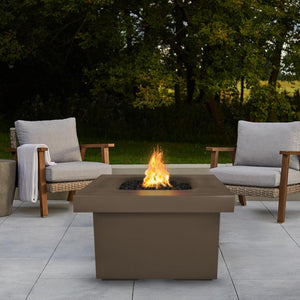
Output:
[93, 212, 220, 279]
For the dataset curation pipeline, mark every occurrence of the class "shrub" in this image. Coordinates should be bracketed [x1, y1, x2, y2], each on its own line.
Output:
[245, 85, 298, 122]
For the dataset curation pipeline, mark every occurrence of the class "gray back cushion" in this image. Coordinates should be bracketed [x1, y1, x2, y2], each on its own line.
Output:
[234, 121, 300, 170]
[15, 118, 82, 163]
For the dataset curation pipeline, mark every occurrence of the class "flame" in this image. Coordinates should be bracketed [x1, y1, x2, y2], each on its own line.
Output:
[142, 147, 172, 189]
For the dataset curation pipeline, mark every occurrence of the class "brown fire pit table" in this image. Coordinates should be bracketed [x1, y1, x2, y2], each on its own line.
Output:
[73, 174, 234, 280]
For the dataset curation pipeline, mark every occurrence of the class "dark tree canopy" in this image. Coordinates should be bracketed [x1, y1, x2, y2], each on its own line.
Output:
[0, 0, 299, 140]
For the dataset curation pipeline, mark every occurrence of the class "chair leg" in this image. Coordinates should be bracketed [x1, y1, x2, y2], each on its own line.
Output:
[38, 150, 48, 217]
[277, 153, 290, 223]
[278, 192, 287, 223]
[39, 189, 48, 217]
[238, 195, 247, 206]
[68, 191, 76, 202]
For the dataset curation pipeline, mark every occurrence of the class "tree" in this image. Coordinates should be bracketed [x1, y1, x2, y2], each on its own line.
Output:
[256, 0, 300, 86]
[0, 0, 298, 130]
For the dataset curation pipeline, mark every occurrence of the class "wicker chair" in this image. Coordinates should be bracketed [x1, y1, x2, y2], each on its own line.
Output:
[206, 121, 300, 223]
[7, 118, 114, 218]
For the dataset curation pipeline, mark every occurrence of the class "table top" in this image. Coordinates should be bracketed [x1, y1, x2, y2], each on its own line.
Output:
[0, 159, 16, 164]
[73, 174, 235, 213]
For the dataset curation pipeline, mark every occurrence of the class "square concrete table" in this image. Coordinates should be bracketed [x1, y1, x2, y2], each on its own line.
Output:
[73, 174, 234, 280]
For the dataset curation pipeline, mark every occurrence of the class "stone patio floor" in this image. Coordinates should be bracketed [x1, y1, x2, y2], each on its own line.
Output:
[1, 165, 300, 300]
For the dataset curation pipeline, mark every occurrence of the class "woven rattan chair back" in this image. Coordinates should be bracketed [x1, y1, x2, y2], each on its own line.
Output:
[10, 128, 18, 148]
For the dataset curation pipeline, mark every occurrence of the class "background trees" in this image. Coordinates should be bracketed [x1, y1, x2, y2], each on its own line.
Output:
[0, 0, 299, 142]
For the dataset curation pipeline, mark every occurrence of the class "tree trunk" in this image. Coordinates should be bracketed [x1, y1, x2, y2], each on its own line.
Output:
[240, 76, 244, 103]
[268, 24, 287, 86]
[173, 0, 185, 107]
[175, 83, 181, 106]
[268, 39, 284, 86]
[186, 67, 195, 104]
[207, 94, 224, 129]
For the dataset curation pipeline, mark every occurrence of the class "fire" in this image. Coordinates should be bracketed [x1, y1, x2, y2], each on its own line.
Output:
[142, 147, 172, 189]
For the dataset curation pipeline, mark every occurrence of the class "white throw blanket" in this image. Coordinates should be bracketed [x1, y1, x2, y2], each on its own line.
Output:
[17, 144, 56, 202]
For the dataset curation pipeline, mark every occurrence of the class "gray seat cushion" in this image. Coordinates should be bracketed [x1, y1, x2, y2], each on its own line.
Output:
[210, 166, 300, 187]
[45, 161, 112, 182]
[15, 118, 82, 163]
[234, 121, 300, 170]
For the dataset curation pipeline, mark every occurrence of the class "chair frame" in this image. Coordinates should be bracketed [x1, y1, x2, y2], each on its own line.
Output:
[206, 147, 300, 223]
[7, 128, 114, 217]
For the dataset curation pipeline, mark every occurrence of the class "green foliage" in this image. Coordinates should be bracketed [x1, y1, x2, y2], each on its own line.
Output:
[0, 0, 299, 141]
[244, 85, 298, 122]
[133, 51, 178, 109]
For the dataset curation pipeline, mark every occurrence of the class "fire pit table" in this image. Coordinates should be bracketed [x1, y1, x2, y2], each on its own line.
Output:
[73, 174, 234, 280]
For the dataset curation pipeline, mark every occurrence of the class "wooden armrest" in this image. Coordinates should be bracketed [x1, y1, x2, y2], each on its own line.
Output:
[5, 148, 17, 160]
[280, 151, 300, 156]
[5, 148, 17, 152]
[5, 147, 48, 152]
[5, 147, 47, 161]
[206, 146, 236, 168]
[79, 143, 115, 163]
[80, 144, 115, 149]
[206, 147, 236, 152]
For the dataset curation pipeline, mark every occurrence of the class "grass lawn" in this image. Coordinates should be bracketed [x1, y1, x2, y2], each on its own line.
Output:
[82, 141, 233, 164]
[0, 132, 233, 164]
